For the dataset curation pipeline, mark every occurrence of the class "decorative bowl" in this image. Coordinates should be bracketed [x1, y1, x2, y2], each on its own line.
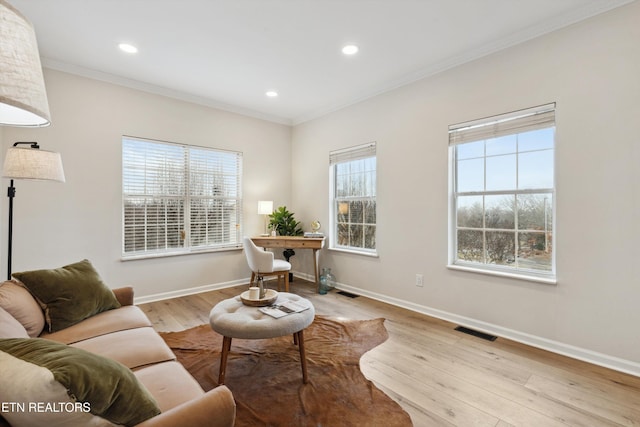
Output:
[240, 289, 278, 306]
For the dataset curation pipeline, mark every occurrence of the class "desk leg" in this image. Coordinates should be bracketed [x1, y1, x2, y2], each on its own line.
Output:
[312, 248, 320, 291]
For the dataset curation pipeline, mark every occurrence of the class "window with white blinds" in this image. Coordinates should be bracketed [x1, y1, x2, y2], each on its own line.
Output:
[122, 136, 242, 258]
[329, 142, 377, 255]
[448, 103, 556, 282]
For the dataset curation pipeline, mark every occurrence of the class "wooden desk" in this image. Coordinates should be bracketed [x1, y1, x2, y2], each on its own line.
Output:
[251, 236, 326, 285]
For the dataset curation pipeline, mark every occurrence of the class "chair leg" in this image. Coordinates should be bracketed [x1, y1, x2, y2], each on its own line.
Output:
[296, 330, 308, 384]
[284, 271, 289, 292]
[218, 336, 232, 384]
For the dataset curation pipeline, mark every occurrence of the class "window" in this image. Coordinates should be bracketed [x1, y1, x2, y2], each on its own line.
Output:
[122, 136, 242, 258]
[329, 142, 377, 255]
[448, 104, 555, 282]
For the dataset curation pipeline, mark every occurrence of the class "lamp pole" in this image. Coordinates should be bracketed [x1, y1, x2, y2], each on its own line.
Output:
[6, 142, 41, 279]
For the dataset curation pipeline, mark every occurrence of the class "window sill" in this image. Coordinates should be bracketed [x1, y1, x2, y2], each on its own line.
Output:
[121, 245, 242, 261]
[329, 247, 379, 258]
[447, 263, 557, 285]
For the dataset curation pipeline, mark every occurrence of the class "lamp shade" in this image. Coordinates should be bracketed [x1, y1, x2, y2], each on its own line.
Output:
[257, 200, 273, 215]
[2, 147, 65, 182]
[0, 0, 51, 127]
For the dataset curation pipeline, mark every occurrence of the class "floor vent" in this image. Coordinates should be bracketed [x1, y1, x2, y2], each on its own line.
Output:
[454, 326, 497, 342]
[337, 291, 359, 298]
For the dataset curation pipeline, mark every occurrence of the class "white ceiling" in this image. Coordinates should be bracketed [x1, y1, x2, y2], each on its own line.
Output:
[10, 0, 635, 125]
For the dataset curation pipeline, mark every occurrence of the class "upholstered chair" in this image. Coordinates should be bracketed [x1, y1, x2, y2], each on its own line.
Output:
[243, 236, 291, 292]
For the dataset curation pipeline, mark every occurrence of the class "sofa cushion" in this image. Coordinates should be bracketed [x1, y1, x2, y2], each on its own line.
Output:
[12, 260, 121, 333]
[133, 361, 204, 412]
[0, 338, 160, 426]
[0, 280, 45, 337]
[71, 327, 176, 369]
[40, 305, 152, 344]
[0, 306, 29, 339]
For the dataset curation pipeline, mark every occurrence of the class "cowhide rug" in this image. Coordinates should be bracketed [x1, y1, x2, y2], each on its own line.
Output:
[160, 315, 412, 426]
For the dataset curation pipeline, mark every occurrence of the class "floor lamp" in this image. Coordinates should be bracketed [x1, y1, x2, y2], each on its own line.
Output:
[2, 2, 57, 279]
[2, 143, 65, 279]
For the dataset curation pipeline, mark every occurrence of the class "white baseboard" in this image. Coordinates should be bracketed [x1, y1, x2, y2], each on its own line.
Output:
[134, 272, 640, 378]
[134, 273, 301, 305]
[133, 278, 248, 305]
[334, 282, 640, 378]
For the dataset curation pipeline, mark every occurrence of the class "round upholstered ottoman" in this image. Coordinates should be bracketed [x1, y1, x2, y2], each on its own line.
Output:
[209, 292, 315, 384]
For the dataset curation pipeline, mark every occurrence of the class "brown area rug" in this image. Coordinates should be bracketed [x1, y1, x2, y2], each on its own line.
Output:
[160, 315, 412, 427]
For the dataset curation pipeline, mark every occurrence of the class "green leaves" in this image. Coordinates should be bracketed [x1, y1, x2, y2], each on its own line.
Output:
[268, 206, 303, 236]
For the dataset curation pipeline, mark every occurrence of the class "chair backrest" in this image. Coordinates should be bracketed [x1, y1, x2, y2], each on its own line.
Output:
[243, 237, 274, 273]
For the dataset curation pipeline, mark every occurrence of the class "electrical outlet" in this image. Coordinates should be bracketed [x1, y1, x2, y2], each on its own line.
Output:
[416, 274, 424, 287]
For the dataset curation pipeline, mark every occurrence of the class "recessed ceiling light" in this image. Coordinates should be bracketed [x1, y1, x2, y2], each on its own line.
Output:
[265, 91, 278, 98]
[118, 43, 138, 54]
[342, 44, 359, 55]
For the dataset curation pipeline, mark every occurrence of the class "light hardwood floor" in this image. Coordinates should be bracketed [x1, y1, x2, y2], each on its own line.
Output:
[139, 279, 640, 426]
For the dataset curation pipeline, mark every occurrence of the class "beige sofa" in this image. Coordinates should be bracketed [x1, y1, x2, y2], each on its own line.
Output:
[0, 273, 235, 427]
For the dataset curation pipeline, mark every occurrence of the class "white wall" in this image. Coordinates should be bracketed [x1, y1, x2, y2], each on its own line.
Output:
[1, 69, 291, 297]
[292, 2, 640, 372]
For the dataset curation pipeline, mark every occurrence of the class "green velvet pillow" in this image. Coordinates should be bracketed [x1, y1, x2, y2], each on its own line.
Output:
[0, 338, 160, 426]
[12, 260, 121, 333]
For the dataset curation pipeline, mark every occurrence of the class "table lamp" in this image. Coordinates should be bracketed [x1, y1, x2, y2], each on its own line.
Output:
[258, 201, 273, 236]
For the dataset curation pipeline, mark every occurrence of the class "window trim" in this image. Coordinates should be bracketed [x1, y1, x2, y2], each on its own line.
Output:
[329, 142, 377, 256]
[447, 104, 557, 283]
[121, 136, 243, 259]
[446, 263, 557, 285]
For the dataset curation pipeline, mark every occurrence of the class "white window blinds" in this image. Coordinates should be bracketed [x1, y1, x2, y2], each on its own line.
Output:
[449, 103, 556, 146]
[329, 142, 376, 165]
[188, 146, 243, 249]
[122, 136, 242, 257]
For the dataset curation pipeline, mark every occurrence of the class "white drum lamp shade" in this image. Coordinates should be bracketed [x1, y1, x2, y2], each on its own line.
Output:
[0, 0, 51, 127]
[2, 147, 65, 182]
[258, 201, 273, 215]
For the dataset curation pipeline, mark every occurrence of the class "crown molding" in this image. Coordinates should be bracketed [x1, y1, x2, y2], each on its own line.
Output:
[42, 58, 293, 126]
[41, 0, 635, 128]
[291, 0, 636, 125]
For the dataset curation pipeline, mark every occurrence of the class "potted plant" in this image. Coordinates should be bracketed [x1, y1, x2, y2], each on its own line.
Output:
[268, 206, 303, 281]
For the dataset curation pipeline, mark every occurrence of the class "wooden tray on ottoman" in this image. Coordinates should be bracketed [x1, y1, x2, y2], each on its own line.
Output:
[240, 289, 278, 306]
